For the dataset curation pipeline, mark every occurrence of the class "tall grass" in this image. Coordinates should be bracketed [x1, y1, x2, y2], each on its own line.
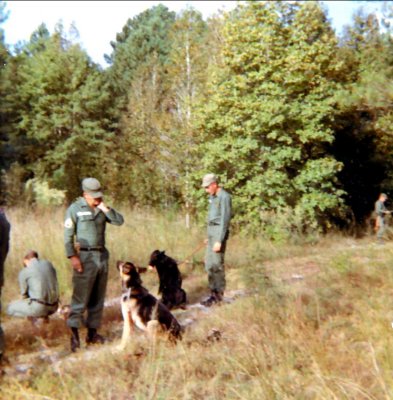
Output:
[1, 206, 393, 399]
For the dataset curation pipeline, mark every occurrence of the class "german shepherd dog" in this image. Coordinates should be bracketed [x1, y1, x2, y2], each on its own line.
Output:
[117, 260, 182, 350]
[148, 250, 187, 310]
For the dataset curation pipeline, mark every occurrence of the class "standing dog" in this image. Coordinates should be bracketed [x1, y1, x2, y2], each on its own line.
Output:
[148, 250, 187, 310]
[117, 260, 182, 350]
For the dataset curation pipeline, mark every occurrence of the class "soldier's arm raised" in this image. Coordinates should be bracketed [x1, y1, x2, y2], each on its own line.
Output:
[97, 202, 124, 226]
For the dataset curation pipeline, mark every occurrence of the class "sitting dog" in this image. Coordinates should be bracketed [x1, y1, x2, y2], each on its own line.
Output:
[148, 250, 187, 310]
[117, 260, 182, 350]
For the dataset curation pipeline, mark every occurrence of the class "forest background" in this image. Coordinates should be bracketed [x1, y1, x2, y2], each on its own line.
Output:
[1, 0, 393, 238]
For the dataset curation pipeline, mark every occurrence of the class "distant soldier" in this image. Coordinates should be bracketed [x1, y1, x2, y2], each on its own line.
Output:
[7, 250, 59, 321]
[0, 208, 10, 372]
[200, 173, 232, 307]
[64, 177, 124, 352]
[375, 193, 390, 243]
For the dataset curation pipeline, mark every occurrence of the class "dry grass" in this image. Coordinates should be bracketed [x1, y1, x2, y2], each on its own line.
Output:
[1, 206, 393, 399]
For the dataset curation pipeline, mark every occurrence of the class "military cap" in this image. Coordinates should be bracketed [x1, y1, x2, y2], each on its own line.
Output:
[202, 173, 218, 188]
[82, 177, 103, 198]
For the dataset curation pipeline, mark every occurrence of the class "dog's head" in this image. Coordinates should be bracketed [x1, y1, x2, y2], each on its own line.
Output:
[148, 250, 166, 269]
[116, 261, 147, 287]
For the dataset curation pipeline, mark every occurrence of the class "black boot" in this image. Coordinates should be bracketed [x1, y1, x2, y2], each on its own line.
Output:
[86, 328, 105, 345]
[0, 354, 5, 376]
[214, 290, 223, 302]
[70, 327, 80, 352]
[201, 290, 222, 307]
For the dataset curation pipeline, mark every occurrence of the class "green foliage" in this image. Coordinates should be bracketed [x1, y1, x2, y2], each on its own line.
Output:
[193, 1, 346, 232]
[25, 179, 65, 206]
[1, 0, 393, 237]
[0, 162, 29, 206]
[104, 5, 179, 206]
[105, 5, 212, 208]
[14, 25, 115, 201]
[106, 4, 176, 106]
[334, 6, 393, 223]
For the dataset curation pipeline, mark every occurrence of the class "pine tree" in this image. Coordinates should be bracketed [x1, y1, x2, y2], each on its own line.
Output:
[333, 5, 393, 223]
[165, 7, 210, 224]
[105, 5, 178, 205]
[15, 24, 114, 201]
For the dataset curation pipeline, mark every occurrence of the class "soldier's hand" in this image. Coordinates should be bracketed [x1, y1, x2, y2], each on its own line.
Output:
[97, 202, 110, 213]
[213, 242, 222, 252]
[70, 255, 83, 273]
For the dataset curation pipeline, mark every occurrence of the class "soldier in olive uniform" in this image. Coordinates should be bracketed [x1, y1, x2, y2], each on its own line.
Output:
[7, 250, 59, 320]
[375, 193, 390, 243]
[64, 177, 124, 352]
[201, 174, 232, 307]
[0, 208, 10, 370]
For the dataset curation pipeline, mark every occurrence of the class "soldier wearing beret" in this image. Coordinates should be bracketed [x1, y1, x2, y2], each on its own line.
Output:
[64, 177, 124, 352]
[201, 173, 232, 307]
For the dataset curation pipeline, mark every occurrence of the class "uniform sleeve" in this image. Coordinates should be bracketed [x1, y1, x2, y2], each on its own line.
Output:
[19, 269, 28, 298]
[52, 264, 59, 300]
[218, 193, 232, 243]
[64, 205, 77, 258]
[104, 208, 124, 226]
[376, 201, 387, 216]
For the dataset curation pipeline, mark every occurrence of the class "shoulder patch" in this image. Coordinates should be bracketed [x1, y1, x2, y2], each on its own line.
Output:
[64, 218, 73, 229]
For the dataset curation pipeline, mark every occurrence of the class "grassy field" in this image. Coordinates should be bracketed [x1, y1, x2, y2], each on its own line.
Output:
[1, 206, 393, 399]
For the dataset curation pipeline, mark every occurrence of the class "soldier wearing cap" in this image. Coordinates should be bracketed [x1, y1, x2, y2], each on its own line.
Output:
[375, 193, 390, 243]
[201, 173, 232, 307]
[64, 177, 124, 352]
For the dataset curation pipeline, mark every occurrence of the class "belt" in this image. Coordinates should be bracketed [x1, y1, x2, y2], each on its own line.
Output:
[79, 246, 104, 252]
[30, 299, 59, 307]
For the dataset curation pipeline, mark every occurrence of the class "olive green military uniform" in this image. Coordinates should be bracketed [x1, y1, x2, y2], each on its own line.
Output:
[205, 188, 232, 293]
[0, 211, 10, 357]
[7, 259, 59, 318]
[64, 197, 124, 329]
[375, 199, 388, 240]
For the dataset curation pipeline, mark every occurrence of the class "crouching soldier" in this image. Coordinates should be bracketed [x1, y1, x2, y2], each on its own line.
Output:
[7, 250, 59, 322]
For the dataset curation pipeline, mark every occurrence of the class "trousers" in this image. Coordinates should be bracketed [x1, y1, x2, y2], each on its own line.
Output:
[67, 250, 109, 329]
[7, 299, 57, 318]
[205, 226, 228, 292]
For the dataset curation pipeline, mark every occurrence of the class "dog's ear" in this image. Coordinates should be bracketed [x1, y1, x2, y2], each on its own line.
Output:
[150, 250, 159, 259]
[124, 262, 136, 273]
[160, 250, 166, 256]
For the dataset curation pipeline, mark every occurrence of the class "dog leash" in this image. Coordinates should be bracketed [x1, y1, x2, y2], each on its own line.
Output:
[177, 241, 206, 268]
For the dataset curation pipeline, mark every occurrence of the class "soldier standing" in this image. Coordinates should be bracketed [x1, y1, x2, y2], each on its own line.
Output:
[0, 208, 10, 372]
[375, 193, 390, 243]
[64, 177, 124, 352]
[200, 173, 232, 307]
